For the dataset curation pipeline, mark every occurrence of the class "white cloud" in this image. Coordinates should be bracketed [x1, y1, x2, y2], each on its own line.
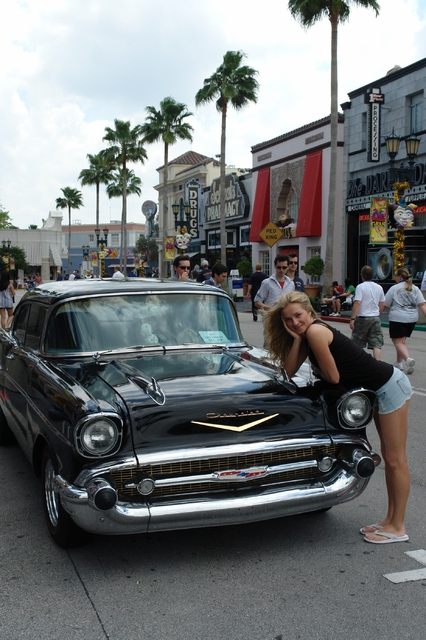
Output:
[0, 0, 425, 228]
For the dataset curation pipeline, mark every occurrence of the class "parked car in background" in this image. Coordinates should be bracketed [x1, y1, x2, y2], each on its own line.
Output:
[0, 279, 379, 547]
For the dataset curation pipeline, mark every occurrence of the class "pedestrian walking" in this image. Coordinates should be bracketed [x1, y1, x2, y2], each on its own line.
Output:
[264, 290, 412, 545]
[196, 260, 212, 283]
[0, 270, 15, 329]
[254, 255, 294, 312]
[350, 265, 385, 360]
[383, 267, 426, 374]
[203, 263, 228, 288]
[285, 252, 305, 291]
[247, 263, 268, 321]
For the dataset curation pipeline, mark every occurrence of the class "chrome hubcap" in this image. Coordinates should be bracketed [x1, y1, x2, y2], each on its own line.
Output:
[44, 458, 59, 527]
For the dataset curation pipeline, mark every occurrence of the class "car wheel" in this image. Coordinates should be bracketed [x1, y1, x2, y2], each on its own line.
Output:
[41, 446, 91, 548]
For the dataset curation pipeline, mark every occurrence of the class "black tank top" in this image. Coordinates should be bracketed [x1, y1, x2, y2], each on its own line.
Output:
[307, 320, 393, 391]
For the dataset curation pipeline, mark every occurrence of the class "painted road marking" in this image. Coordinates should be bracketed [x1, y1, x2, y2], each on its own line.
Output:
[384, 549, 426, 583]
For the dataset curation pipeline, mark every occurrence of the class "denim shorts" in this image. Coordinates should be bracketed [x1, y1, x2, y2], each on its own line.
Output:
[375, 367, 413, 415]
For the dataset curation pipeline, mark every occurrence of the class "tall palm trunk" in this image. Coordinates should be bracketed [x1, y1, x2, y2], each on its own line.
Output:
[323, 15, 338, 294]
[121, 160, 127, 273]
[96, 182, 100, 230]
[161, 142, 169, 278]
[220, 100, 227, 266]
[68, 205, 72, 275]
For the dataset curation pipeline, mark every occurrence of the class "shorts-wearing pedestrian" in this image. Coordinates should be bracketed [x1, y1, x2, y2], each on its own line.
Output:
[351, 316, 383, 350]
[375, 367, 413, 414]
[389, 320, 416, 339]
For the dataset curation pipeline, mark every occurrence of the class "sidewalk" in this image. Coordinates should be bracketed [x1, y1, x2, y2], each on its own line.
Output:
[234, 295, 426, 331]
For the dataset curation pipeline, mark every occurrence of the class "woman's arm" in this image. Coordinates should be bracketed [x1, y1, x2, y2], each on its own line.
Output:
[418, 301, 426, 318]
[305, 324, 340, 384]
[282, 336, 309, 377]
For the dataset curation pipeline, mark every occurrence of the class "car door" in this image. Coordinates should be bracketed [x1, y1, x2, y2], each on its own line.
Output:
[3, 302, 46, 456]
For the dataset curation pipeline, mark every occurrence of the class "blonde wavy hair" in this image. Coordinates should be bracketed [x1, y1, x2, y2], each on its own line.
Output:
[395, 267, 413, 291]
[263, 291, 318, 365]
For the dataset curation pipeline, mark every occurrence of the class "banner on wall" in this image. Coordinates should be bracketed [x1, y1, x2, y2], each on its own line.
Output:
[369, 197, 388, 245]
[91, 251, 98, 267]
[164, 236, 175, 261]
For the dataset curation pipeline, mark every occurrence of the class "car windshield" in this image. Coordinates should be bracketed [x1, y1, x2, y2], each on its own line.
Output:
[44, 292, 243, 353]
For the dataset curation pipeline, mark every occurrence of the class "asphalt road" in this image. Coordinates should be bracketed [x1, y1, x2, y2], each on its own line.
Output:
[1, 310, 426, 640]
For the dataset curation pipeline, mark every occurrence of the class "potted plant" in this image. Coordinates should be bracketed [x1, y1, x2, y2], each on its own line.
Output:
[302, 256, 324, 299]
[236, 259, 253, 296]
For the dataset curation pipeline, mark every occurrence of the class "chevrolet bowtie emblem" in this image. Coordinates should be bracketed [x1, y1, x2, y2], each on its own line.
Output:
[191, 413, 279, 432]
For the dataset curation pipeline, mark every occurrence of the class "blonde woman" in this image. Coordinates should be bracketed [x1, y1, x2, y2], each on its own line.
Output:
[264, 291, 412, 545]
[383, 267, 426, 374]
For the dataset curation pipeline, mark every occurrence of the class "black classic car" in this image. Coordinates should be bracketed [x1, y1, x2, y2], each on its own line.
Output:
[0, 280, 379, 547]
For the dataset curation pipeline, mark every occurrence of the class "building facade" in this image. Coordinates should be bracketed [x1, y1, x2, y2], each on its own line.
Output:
[250, 115, 344, 280]
[155, 151, 253, 273]
[0, 211, 63, 282]
[343, 58, 426, 289]
[61, 220, 147, 276]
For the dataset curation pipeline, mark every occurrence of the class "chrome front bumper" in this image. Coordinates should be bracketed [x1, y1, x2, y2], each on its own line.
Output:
[55, 468, 371, 536]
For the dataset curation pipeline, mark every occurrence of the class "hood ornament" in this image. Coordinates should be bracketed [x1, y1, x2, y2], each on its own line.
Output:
[192, 413, 278, 432]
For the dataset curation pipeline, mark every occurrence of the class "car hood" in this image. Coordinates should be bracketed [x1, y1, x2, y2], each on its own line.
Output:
[58, 350, 326, 452]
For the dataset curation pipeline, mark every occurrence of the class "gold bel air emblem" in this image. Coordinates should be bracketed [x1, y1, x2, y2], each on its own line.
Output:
[191, 412, 279, 433]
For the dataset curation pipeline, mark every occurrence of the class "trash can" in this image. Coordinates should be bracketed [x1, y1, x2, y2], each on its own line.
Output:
[228, 270, 243, 300]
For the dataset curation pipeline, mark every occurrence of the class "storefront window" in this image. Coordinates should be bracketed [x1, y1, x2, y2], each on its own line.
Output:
[259, 251, 270, 276]
[409, 93, 423, 133]
[240, 226, 250, 245]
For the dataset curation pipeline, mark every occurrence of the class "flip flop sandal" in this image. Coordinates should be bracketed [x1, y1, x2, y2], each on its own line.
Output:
[359, 523, 383, 535]
[363, 532, 409, 544]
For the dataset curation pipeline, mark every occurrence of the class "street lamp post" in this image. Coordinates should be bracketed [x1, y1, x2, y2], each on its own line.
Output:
[1, 239, 12, 271]
[95, 227, 109, 277]
[172, 201, 191, 255]
[82, 245, 90, 276]
[385, 129, 421, 271]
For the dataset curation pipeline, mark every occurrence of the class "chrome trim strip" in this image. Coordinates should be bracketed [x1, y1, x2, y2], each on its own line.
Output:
[136, 459, 320, 488]
[74, 436, 369, 486]
[56, 468, 370, 536]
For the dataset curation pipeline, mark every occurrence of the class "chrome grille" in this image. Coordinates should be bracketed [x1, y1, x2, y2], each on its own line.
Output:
[107, 444, 342, 501]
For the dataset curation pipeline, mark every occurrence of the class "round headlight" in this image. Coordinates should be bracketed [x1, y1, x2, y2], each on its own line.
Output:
[80, 418, 119, 455]
[340, 393, 371, 428]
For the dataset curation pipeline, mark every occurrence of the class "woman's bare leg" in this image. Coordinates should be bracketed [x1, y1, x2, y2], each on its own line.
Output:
[365, 401, 410, 540]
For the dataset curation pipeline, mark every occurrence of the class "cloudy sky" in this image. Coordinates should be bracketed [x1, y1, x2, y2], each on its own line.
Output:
[1, 0, 425, 230]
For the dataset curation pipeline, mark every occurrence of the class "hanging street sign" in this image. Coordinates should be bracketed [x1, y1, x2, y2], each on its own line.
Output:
[259, 221, 283, 247]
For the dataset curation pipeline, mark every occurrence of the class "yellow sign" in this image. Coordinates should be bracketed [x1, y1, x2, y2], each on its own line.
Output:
[259, 221, 283, 247]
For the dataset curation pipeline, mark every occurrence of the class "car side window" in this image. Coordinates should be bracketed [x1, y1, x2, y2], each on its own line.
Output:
[25, 305, 47, 350]
[12, 304, 30, 345]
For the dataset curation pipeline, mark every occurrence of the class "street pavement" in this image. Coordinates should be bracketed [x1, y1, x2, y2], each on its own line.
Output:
[0, 287, 425, 640]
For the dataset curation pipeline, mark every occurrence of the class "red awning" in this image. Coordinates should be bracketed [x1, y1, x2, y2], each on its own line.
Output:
[296, 150, 322, 237]
[249, 167, 270, 242]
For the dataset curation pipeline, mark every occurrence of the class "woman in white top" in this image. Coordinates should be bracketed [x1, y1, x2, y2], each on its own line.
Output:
[384, 267, 426, 374]
[0, 270, 15, 329]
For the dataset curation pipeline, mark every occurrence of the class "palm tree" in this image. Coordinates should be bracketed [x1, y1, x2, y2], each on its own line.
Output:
[141, 97, 194, 277]
[102, 119, 148, 271]
[288, 0, 380, 291]
[78, 152, 115, 230]
[55, 187, 84, 275]
[195, 51, 259, 265]
[106, 168, 142, 200]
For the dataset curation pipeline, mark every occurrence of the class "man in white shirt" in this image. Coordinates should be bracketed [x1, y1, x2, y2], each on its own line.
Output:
[254, 255, 294, 311]
[112, 266, 125, 279]
[350, 265, 385, 360]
